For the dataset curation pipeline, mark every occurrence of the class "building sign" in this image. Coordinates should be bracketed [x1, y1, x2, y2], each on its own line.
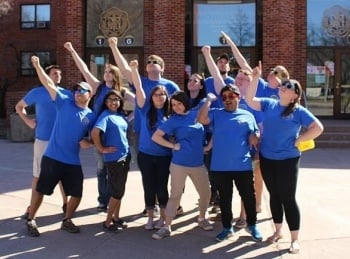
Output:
[322, 5, 350, 37]
[99, 7, 130, 38]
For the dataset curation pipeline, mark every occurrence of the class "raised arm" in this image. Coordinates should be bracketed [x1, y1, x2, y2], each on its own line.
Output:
[201, 45, 225, 95]
[31, 56, 57, 100]
[246, 66, 262, 111]
[130, 60, 146, 108]
[108, 37, 133, 83]
[197, 93, 217, 125]
[64, 42, 99, 94]
[221, 31, 252, 73]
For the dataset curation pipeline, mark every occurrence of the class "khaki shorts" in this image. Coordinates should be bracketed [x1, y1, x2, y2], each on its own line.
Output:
[33, 139, 48, 177]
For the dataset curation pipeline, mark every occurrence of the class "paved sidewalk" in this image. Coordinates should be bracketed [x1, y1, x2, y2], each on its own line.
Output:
[0, 139, 349, 259]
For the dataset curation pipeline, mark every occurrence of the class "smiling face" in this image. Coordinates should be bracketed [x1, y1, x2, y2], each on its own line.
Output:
[104, 93, 121, 112]
[151, 88, 168, 109]
[221, 87, 240, 112]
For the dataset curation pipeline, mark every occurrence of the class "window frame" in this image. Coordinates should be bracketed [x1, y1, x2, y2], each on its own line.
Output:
[20, 4, 51, 30]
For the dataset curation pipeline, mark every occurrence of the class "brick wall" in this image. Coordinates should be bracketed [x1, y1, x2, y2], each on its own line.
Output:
[262, 0, 307, 88]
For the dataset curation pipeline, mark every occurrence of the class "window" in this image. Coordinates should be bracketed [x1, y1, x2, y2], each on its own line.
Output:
[193, 0, 256, 46]
[21, 52, 51, 76]
[307, 0, 350, 46]
[21, 4, 50, 29]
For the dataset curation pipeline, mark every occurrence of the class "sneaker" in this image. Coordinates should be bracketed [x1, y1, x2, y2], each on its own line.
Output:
[176, 206, 184, 216]
[216, 227, 234, 242]
[145, 218, 154, 230]
[26, 220, 40, 237]
[152, 227, 171, 240]
[21, 206, 30, 220]
[235, 218, 247, 228]
[97, 203, 107, 212]
[61, 219, 80, 233]
[247, 225, 262, 241]
[103, 222, 122, 233]
[289, 241, 300, 254]
[62, 203, 67, 214]
[154, 219, 165, 229]
[198, 218, 214, 231]
[112, 218, 128, 229]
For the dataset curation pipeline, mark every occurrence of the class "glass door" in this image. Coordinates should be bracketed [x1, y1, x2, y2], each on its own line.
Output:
[334, 50, 350, 118]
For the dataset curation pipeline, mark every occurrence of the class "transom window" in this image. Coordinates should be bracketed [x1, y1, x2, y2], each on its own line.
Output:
[21, 4, 51, 29]
[21, 52, 51, 76]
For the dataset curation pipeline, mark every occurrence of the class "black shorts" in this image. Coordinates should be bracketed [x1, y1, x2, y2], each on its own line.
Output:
[105, 154, 131, 200]
[36, 156, 84, 198]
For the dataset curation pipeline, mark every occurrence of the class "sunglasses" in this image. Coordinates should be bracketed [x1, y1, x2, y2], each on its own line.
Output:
[75, 88, 90, 94]
[222, 93, 238, 101]
[106, 97, 121, 102]
[147, 60, 161, 65]
[281, 81, 300, 94]
[270, 69, 279, 75]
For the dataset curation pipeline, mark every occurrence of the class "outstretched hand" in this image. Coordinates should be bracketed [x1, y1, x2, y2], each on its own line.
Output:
[201, 45, 211, 55]
[31, 56, 40, 68]
[108, 37, 118, 47]
[64, 42, 74, 52]
[207, 92, 217, 102]
[252, 66, 261, 78]
[129, 60, 139, 69]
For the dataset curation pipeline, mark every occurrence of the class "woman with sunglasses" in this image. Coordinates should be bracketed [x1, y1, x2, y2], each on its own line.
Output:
[129, 60, 172, 230]
[151, 91, 214, 240]
[91, 90, 131, 233]
[245, 66, 324, 254]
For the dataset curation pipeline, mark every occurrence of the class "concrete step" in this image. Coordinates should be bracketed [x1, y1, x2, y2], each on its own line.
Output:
[317, 119, 350, 148]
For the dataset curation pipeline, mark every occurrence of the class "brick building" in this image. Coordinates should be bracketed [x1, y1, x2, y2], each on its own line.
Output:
[0, 0, 349, 136]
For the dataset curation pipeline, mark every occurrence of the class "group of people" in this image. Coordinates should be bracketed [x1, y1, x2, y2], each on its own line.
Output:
[17, 31, 324, 254]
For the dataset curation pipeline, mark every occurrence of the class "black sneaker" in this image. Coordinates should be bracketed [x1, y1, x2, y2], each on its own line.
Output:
[61, 219, 80, 233]
[26, 220, 40, 237]
[102, 222, 122, 233]
[112, 218, 128, 228]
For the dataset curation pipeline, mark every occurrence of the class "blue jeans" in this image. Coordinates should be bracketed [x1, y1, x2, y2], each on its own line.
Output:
[137, 151, 171, 209]
[95, 149, 110, 206]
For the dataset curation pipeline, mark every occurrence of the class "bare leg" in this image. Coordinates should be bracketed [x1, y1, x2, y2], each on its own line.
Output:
[64, 196, 81, 220]
[253, 161, 263, 212]
[28, 192, 44, 220]
[58, 181, 68, 206]
[268, 223, 283, 243]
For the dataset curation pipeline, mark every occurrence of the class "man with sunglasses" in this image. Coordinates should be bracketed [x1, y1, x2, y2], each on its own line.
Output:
[16, 64, 71, 221]
[24, 56, 96, 237]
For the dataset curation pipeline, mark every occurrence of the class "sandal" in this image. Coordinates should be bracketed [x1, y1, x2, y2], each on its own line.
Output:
[267, 233, 283, 243]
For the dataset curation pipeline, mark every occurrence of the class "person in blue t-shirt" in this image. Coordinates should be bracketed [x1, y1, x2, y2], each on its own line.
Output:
[15, 65, 71, 220]
[151, 91, 214, 240]
[64, 42, 135, 212]
[25, 56, 96, 237]
[91, 90, 131, 233]
[198, 85, 263, 243]
[130, 60, 172, 230]
[246, 66, 324, 254]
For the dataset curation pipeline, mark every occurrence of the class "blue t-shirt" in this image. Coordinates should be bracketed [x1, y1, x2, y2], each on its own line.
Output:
[44, 91, 96, 165]
[158, 111, 204, 167]
[94, 110, 129, 163]
[138, 107, 172, 156]
[205, 76, 235, 108]
[130, 76, 179, 133]
[93, 84, 113, 114]
[259, 98, 317, 160]
[256, 78, 279, 99]
[23, 86, 71, 140]
[208, 108, 258, 171]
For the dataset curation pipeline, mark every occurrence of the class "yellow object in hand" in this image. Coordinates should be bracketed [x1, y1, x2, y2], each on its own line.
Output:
[297, 139, 315, 152]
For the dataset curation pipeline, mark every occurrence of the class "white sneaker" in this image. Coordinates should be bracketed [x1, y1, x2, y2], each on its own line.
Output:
[154, 219, 165, 229]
